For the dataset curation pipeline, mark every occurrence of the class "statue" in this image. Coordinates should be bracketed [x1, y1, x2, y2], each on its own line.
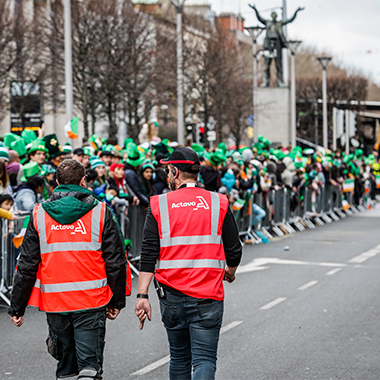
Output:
[249, 4, 304, 87]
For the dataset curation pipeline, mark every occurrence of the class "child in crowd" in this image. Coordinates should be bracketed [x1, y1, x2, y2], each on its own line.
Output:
[0, 194, 18, 221]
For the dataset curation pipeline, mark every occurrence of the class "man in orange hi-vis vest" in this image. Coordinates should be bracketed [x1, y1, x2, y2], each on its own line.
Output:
[9, 159, 126, 380]
[135, 147, 242, 380]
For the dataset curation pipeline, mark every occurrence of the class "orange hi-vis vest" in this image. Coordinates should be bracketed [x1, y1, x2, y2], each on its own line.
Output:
[150, 185, 229, 301]
[28, 201, 113, 313]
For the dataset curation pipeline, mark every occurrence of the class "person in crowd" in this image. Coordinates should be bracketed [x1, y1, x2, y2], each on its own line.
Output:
[0, 193, 18, 221]
[139, 163, 155, 200]
[100, 149, 114, 168]
[108, 163, 139, 205]
[124, 143, 149, 207]
[153, 153, 169, 194]
[27, 140, 48, 166]
[7, 150, 23, 190]
[9, 159, 126, 380]
[72, 147, 85, 163]
[0, 161, 12, 195]
[135, 147, 242, 380]
[14, 175, 45, 212]
[200, 150, 226, 192]
[85, 169, 98, 192]
[91, 158, 107, 190]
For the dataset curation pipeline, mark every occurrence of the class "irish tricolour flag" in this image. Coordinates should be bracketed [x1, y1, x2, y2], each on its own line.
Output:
[64, 116, 79, 139]
[343, 178, 354, 193]
[13, 216, 30, 248]
[376, 175, 380, 189]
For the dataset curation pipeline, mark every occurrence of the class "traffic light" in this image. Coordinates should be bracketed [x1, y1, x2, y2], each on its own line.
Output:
[199, 125, 205, 144]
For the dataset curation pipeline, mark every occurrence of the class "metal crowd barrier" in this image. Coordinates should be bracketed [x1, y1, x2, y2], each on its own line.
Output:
[0, 214, 29, 306]
[232, 183, 362, 241]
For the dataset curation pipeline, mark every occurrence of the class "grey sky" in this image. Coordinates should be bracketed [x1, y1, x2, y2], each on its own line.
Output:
[206, 0, 380, 86]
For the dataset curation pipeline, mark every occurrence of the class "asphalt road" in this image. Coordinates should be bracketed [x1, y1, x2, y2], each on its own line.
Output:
[1, 207, 380, 380]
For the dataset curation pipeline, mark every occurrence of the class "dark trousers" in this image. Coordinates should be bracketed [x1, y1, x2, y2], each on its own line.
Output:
[46, 308, 106, 379]
[160, 291, 224, 380]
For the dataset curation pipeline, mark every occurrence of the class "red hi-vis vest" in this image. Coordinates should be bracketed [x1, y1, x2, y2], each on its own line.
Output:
[150, 186, 229, 301]
[28, 202, 113, 313]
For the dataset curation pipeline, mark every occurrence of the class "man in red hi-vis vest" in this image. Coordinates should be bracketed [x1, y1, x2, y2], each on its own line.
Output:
[135, 147, 242, 380]
[9, 159, 126, 380]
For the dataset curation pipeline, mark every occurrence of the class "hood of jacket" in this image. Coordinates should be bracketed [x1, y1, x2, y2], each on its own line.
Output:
[42, 184, 99, 225]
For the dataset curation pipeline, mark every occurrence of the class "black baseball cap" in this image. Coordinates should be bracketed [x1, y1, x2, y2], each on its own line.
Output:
[100, 150, 114, 157]
[160, 147, 200, 173]
[73, 148, 84, 156]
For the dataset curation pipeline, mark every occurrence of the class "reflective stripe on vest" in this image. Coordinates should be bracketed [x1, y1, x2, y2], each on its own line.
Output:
[158, 191, 222, 247]
[37, 203, 102, 254]
[40, 278, 107, 293]
[156, 259, 225, 270]
[157, 191, 225, 267]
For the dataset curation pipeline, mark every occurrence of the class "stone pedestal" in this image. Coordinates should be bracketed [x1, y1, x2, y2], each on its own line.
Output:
[256, 87, 291, 147]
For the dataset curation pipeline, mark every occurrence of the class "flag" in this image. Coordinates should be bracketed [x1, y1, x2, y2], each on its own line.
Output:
[342, 199, 350, 211]
[232, 199, 245, 211]
[376, 175, 380, 189]
[343, 178, 354, 193]
[64, 116, 79, 139]
[13, 216, 30, 248]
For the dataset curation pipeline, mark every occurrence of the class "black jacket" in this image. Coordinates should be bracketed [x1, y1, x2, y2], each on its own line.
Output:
[9, 189, 126, 317]
[124, 163, 150, 207]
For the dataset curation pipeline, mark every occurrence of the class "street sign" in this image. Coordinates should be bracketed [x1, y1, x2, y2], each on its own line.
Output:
[207, 130, 216, 141]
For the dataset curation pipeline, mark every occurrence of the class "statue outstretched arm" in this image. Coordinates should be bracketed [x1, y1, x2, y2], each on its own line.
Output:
[248, 4, 268, 25]
[283, 6, 305, 25]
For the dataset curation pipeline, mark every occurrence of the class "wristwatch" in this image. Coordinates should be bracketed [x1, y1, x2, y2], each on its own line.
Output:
[136, 293, 149, 299]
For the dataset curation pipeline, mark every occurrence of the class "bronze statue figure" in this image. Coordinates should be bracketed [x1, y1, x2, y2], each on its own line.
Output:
[249, 4, 304, 87]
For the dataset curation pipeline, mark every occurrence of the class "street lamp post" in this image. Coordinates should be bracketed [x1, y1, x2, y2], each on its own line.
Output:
[170, 0, 186, 145]
[287, 40, 302, 148]
[64, 0, 73, 124]
[245, 26, 264, 144]
[317, 56, 332, 149]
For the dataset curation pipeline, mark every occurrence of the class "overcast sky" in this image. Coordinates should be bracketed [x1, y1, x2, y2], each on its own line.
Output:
[206, 0, 380, 87]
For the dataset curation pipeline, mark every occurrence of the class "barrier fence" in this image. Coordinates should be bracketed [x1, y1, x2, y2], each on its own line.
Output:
[0, 186, 371, 303]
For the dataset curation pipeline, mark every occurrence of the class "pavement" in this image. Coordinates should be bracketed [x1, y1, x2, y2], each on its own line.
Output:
[1, 206, 380, 379]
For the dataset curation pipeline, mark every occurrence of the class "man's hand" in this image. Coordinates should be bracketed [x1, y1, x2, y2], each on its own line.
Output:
[11, 316, 24, 327]
[135, 299, 151, 330]
[224, 266, 237, 283]
[106, 307, 120, 320]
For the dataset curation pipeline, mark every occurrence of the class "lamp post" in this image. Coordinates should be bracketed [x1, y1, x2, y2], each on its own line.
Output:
[317, 56, 332, 149]
[287, 40, 302, 148]
[64, 0, 73, 124]
[245, 26, 264, 144]
[170, 0, 186, 145]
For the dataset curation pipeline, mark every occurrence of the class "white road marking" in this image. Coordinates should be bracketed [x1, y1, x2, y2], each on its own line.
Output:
[298, 280, 318, 291]
[348, 244, 380, 264]
[237, 257, 345, 274]
[259, 297, 287, 310]
[131, 356, 170, 376]
[326, 268, 342, 276]
[131, 320, 242, 376]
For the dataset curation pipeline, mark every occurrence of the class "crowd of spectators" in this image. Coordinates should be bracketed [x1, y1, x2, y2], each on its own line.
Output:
[0, 128, 379, 248]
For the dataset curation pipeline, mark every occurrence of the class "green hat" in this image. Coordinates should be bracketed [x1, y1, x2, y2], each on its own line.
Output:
[91, 159, 105, 169]
[125, 143, 145, 167]
[21, 130, 37, 146]
[63, 143, 72, 154]
[28, 139, 48, 154]
[206, 150, 227, 166]
[41, 164, 56, 174]
[44, 134, 65, 158]
[191, 143, 205, 156]
[217, 142, 227, 155]
[83, 147, 92, 156]
[0, 147, 9, 162]
[20, 162, 45, 182]
[124, 138, 134, 149]
[88, 134, 103, 150]
[142, 162, 154, 171]
[3, 133, 27, 159]
[102, 144, 115, 152]
[355, 149, 363, 158]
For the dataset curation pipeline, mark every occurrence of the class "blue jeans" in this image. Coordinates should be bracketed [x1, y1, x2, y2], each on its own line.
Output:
[46, 308, 106, 379]
[252, 203, 266, 227]
[159, 291, 224, 380]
